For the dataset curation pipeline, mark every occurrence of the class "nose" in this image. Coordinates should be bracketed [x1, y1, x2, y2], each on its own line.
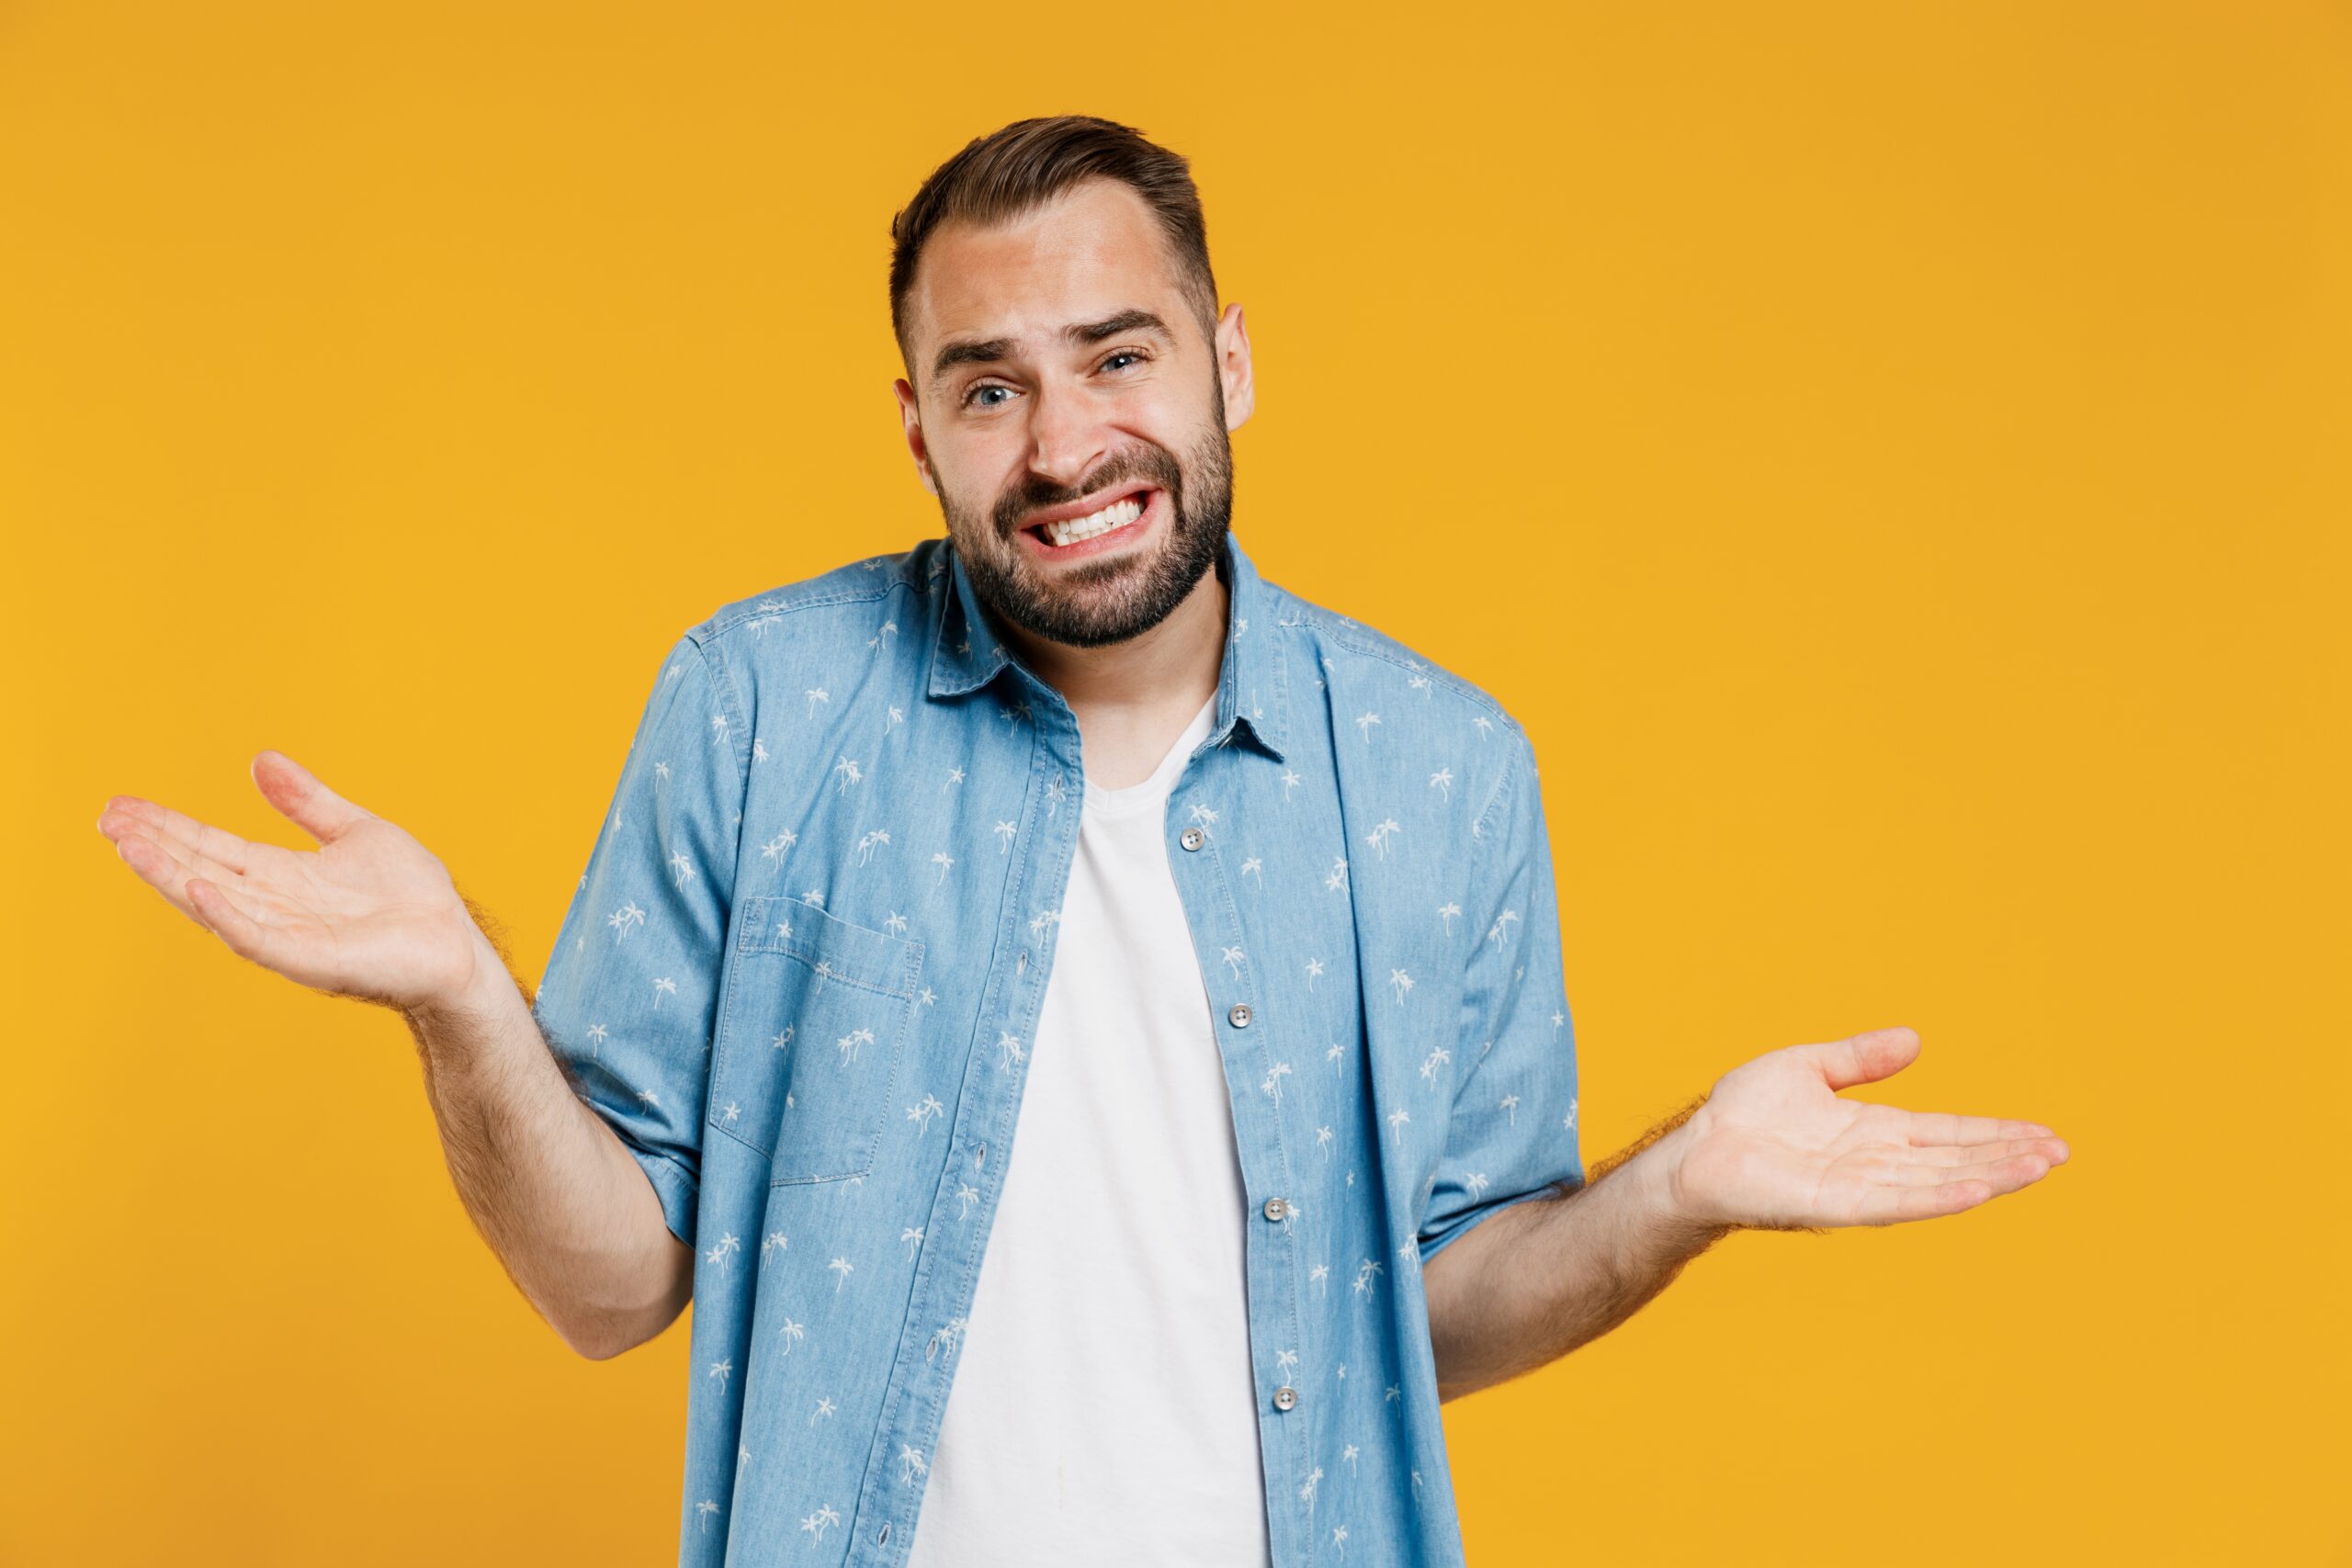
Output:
[1022, 381, 1112, 497]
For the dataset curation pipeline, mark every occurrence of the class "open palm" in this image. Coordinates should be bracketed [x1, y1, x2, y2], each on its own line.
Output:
[96, 749, 483, 1011]
[1668, 1027, 2070, 1229]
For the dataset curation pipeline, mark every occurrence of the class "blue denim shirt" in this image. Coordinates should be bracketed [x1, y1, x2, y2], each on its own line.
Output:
[528, 528, 1584, 1566]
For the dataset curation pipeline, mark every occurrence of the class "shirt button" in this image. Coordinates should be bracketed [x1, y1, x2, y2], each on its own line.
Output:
[1227, 1002, 1252, 1028]
[1180, 826, 1205, 851]
[1262, 1197, 1289, 1221]
[1273, 1385, 1298, 1411]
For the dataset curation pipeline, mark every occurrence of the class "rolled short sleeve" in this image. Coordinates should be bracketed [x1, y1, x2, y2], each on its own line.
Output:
[1417, 725, 1584, 1267]
[529, 632, 747, 1250]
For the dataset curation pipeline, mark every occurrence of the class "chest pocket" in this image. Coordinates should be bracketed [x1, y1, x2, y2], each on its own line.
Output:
[711, 893, 925, 1185]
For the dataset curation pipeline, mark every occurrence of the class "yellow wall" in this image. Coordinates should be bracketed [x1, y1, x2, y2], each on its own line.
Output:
[6, 2, 2346, 1562]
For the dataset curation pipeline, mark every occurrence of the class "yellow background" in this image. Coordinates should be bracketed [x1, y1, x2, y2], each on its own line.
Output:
[6, 2, 2346, 1563]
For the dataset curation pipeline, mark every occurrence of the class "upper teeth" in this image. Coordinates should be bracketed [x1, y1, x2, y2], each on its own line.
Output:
[1040, 494, 1145, 546]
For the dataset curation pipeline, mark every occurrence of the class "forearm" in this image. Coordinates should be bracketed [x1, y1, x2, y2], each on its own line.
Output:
[1425, 1100, 1733, 1400]
[402, 925, 691, 1359]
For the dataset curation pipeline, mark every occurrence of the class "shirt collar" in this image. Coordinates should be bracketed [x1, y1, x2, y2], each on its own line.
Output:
[927, 528, 1289, 764]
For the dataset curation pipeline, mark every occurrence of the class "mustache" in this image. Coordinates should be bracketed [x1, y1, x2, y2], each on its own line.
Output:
[993, 448, 1184, 536]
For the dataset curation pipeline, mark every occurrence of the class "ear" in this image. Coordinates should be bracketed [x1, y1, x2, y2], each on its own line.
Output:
[893, 378, 939, 498]
[1214, 302, 1255, 433]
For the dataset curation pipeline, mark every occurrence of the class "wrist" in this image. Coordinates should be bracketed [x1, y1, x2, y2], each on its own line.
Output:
[403, 926, 519, 1047]
[1641, 1118, 1739, 1247]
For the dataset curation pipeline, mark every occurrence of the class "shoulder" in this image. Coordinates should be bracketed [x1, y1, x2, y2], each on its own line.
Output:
[683, 537, 949, 659]
[1256, 570, 1530, 745]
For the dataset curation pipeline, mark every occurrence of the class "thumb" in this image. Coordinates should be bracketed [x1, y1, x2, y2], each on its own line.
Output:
[1793, 1026, 1921, 1090]
[252, 750, 377, 846]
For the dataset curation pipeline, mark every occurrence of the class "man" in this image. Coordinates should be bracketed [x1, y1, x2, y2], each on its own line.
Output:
[96, 116, 2069, 1567]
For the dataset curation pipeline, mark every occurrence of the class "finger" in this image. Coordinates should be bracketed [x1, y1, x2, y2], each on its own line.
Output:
[98, 796, 255, 878]
[252, 750, 376, 846]
[110, 828, 303, 931]
[1795, 1027, 1921, 1090]
[1853, 1155, 2056, 1225]
[1883, 1150, 2056, 1187]
[101, 805, 254, 894]
[109, 831, 215, 930]
[1880, 1136, 2070, 1168]
[187, 875, 302, 973]
[1855, 1179, 1996, 1224]
[1900, 1109, 2062, 1147]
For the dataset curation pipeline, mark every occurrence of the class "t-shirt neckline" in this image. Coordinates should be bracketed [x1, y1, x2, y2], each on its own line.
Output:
[1082, 693, 1219, 818]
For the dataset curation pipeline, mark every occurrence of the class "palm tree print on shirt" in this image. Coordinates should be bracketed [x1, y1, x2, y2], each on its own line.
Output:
[759, 828, 797, 870]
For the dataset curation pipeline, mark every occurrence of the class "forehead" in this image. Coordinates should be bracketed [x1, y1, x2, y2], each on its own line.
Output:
[906, 178, 1190, 368]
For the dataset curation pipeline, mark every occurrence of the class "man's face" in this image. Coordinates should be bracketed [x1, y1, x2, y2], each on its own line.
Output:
[893, 177, 1255, 649]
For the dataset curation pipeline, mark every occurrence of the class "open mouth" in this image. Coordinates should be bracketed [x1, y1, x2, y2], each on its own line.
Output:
[1020, 486, 1161, 555]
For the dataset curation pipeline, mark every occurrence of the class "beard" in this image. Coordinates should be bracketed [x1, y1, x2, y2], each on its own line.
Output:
[937, 400, 1235, 651]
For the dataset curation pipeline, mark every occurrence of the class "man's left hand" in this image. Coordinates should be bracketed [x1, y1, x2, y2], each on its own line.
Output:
[1663, 1027, 2070, 1230]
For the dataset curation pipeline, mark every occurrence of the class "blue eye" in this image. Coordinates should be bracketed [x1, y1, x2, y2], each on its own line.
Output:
[961, 350, 1148, 410]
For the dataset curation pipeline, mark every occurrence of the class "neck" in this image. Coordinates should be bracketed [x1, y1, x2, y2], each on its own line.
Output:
[989, 560, 1229, 789]
[996, 559, 1228, 720]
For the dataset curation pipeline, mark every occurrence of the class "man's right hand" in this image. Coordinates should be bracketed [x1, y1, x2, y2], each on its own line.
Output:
[96, 748, 490, 1018]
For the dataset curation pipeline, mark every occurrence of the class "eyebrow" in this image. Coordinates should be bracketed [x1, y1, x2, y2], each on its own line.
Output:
[930, 309, 1174, 383]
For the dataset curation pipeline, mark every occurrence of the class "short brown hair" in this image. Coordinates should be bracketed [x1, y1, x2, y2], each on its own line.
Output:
[888, 115, 1221, 372]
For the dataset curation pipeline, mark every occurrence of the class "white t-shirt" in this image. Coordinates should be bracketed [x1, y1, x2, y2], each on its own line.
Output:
[906, 692, 1272, 1567]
